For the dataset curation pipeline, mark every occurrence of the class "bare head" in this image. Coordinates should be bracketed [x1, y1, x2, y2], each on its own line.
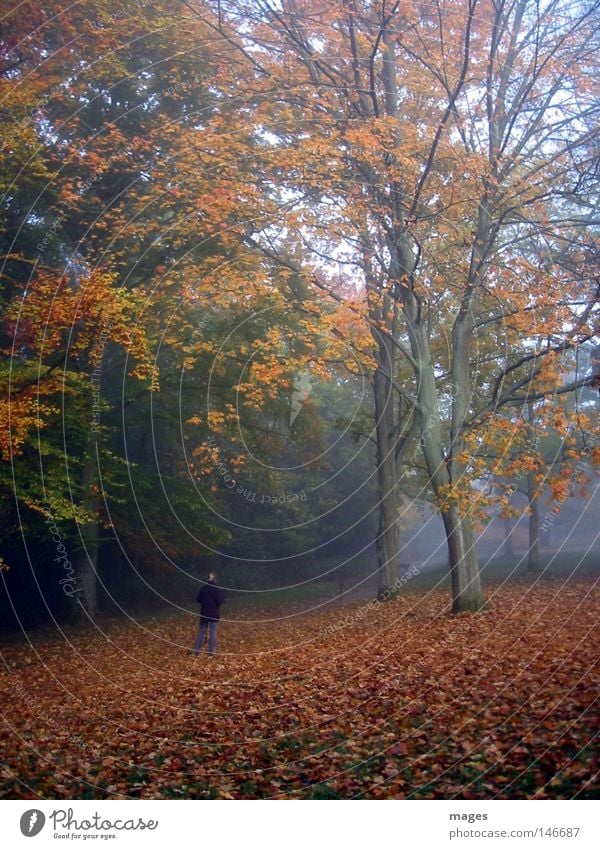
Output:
[208, 572, 217, 584]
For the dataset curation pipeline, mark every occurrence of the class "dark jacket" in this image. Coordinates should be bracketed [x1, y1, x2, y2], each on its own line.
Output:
[196, 583, 225, 622]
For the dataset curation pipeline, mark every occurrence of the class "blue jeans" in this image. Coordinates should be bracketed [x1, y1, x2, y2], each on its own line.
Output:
[193, 620, 217, 655]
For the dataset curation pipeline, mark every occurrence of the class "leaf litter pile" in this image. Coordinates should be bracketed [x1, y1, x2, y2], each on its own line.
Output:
[1, 580, 597, 799]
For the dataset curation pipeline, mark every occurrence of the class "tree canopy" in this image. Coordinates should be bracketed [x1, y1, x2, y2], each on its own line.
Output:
[1, 0, 598, 621]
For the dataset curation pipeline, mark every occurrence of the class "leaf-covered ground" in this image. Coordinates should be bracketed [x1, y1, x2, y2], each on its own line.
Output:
[1, 579, 598, 799]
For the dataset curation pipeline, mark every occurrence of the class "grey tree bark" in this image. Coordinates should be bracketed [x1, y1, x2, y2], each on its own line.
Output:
[526, 401, 541, 573]
[72, 438, 100, 621]
[527, 471, 541, 573]
[503, 515, 514, 558]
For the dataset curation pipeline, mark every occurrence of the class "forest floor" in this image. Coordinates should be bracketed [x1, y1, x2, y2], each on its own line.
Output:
[0, 575, 598, 799]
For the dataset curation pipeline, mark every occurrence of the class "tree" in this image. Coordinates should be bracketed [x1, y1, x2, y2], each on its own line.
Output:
[183, 0, 599, 611]
[3, 0, 598, 622]
[1, 0, 225, 619]
[495, 346, 599, 572]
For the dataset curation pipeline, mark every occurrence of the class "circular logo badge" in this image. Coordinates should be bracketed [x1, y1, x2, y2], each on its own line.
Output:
[20, 810, 46, 837]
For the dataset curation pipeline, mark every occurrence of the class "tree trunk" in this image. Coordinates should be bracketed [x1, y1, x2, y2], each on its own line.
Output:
[375, 509, 399, 598]
[76, 523, 98, 620]
[458, 512, 484, 612]
[373, 362, 399, 598]
[337, 568, 346, 599]
[503, 515, 514, 558]
[441, 506, 484, 613]
[73, 440, 100, 621]
[526, 401, 541, 573]
[410, 322, 485, 613]
[527, 470, 541, 573]
[369, 21, 406, 601]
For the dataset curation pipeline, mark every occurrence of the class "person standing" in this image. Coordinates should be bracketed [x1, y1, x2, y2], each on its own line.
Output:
[193, 572, 225, 657]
